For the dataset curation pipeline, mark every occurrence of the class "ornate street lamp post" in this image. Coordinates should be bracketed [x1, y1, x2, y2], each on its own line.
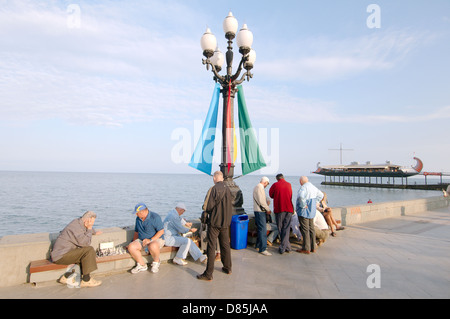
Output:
[200, 12, 256, 213]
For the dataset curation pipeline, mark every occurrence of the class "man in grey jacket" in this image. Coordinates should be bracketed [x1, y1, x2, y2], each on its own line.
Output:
[51, 211, 102, 287]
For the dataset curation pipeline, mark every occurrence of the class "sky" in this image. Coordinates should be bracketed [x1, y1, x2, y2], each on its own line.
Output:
[1, 0, 450, 176]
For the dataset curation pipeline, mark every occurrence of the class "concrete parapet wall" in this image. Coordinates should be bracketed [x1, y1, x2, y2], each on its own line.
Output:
[333, 195, 449, 226]
[0, 226, 136, 287]
[0, 196, 448, 287]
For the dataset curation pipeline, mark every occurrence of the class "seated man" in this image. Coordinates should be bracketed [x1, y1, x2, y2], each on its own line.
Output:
[266, 211, 279, 246]
[163, 203, 207, 266]
[314, 207, 330, 246]
[51, 211, 102, 288]
[128, 203, 165, 274]
[290, 211, 302, 243]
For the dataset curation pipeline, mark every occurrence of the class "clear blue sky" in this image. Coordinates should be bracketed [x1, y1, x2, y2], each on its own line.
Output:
[1, 0, 449, 175]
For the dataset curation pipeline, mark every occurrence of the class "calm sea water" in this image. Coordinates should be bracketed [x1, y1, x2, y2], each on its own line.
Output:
[0, 171, 443, 237]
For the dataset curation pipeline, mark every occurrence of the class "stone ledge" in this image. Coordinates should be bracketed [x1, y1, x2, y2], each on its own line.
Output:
[28, 246, 180, 285]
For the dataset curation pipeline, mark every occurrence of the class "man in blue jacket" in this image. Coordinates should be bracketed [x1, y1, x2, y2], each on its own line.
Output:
[163, 203, 207, 266]
[296, 176, 324, 254]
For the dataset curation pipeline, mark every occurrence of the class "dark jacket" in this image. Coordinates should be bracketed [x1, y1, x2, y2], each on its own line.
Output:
[205, 181, 233, 228]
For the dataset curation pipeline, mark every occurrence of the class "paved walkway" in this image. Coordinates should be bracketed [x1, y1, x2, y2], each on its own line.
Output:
[0, 206, 449, 299]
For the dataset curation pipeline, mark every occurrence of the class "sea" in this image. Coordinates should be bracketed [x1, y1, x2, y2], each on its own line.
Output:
[0, 171, 446, 237]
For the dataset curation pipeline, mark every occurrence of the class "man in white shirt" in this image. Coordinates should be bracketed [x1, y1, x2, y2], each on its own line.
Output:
[253, 176, 272, 256]
[314, 208, 329, 246]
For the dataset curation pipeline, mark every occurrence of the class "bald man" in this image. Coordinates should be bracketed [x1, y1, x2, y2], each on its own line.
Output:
[296, 176, 324, 254]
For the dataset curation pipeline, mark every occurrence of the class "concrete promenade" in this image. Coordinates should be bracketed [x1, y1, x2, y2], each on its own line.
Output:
[0, 205, 448, 299]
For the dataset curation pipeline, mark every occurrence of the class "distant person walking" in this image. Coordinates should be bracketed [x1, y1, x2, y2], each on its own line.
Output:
[253, 176, 272, 256]
[296, 176, 324, 254]
[197, 171, 233, 281]
[51, 211, 102, 287]
[269, 173, 294, 254]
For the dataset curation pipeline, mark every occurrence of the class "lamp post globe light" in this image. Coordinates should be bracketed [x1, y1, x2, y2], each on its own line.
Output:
[200, 12, 256, 214]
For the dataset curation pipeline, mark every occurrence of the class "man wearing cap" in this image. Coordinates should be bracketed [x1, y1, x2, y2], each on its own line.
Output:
[163, 203, 207, 266]
[128, 203, 165, 274]
[253, 176, 272, 256]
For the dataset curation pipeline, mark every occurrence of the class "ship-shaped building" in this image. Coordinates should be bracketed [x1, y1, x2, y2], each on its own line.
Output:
[313, 157, 423, 178]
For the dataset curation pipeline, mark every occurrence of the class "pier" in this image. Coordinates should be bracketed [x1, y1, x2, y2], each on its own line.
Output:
[315, 157, 450, 191]
[0, 196, 449, 299]
[320, 173, 450, 191]
[321, 181, 450, 191]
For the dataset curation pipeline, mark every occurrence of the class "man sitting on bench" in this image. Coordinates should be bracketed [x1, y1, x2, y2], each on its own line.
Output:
[127, 203, 165, 274]
[51, 211, 102, 287]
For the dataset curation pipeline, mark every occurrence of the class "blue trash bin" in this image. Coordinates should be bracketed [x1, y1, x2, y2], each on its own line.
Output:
[230, 214, 249, 250]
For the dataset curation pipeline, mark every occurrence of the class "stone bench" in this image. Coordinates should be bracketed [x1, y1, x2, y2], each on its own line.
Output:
[30, 246, 178, 272]
[28, 246, 180, 285]
[22, 222, 205, 286]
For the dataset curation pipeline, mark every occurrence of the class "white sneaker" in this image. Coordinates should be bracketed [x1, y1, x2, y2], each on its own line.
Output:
[173, 257, 188, 266]
[151, 261, 161, 273]
[131, 263, 148, 274]
[260, 250, 272, 256]
[199, 255, 207, 264]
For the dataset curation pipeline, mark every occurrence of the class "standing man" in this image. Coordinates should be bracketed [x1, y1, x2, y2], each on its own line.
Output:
[269, 173, 294, 254]
[296, 176, 324, 254]
[128, 203, 165, 274]
[51, 211, 102, 288]
[197, 171, 233, 281]
[253, 176, 272, 256]
[199, 186, 220, 260]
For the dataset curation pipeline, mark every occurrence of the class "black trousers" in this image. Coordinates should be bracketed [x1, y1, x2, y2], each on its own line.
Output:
[203, 225, 232, 279]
